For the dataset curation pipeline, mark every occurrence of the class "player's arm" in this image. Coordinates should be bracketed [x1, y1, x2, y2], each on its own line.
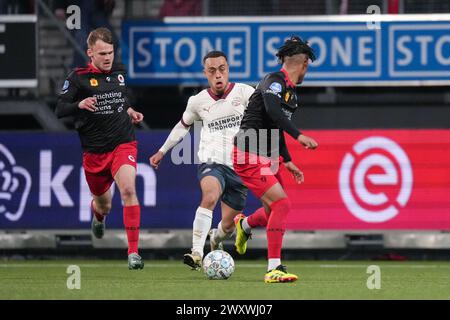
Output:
[283, 160, 304, 184]
[120, 68, 139, 117]
[262, 77, 317, 150]
[113, 67, 144, 124]
[127, 107, 144, 124]
[279, 133, 304, 183]
[261, 78, 301, 139]
[279, 132, 292, 163]
[149, 97, 199, 169]
[56, 72, 97, 117]
[55, 72, 81, 118]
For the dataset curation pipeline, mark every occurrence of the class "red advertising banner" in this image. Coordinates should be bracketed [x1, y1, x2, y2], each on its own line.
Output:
[283, 130, 450, 230]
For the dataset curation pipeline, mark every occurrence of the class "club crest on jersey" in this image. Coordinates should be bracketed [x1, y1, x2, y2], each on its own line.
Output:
[232, 97, 241, 106]
[61, 80, 69, 94]
[118, 74, 125, 86]
[62, 80, 69, 90]
[90, 78, 98, 87]
[269, 82, 282, 93]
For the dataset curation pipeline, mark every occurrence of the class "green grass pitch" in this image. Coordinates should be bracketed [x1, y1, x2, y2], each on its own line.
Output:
[1, 260, 449, 300]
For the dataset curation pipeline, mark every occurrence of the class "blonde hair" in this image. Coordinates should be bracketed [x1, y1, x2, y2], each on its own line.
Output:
[87, 27, 113, 48]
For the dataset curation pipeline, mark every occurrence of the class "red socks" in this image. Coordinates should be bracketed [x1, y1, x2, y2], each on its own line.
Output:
[247, 207, 269, 228]
[247, 198, 291, 259]
[123, 205, 141, 255]
[267, 198, 291, 259]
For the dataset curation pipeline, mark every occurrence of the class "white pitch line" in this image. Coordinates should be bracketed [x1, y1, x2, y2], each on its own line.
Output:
[311, 264, 440, 269]
[0, 264, 263, 268]
[0, 264, 127, 268]
[0, 263, 448, 269]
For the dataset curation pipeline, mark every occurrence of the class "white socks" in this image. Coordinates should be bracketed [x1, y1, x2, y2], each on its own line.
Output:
[213, 221, 233, 243]
[192, 207, 213, 257]
[268, 258, 281, 271]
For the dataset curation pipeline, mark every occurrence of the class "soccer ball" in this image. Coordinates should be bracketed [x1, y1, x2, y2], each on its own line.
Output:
[202, 250, 235, 280]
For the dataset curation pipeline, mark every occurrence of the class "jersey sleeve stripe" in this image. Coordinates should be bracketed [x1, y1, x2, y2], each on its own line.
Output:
[180, 118, 191, 128]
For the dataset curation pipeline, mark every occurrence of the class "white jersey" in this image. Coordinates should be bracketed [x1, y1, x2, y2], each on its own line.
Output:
[182, 83, 255, 168]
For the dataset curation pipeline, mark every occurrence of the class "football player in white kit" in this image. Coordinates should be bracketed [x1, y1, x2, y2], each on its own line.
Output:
[149, 51, 255, 270]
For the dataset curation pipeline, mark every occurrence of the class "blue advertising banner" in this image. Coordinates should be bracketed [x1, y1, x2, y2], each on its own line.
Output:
[121, 15, 450, 86]
[0, 133, 259, 229]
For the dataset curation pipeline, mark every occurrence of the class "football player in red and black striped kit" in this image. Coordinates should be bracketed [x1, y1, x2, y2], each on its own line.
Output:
[56, 28, 144, 270]
[233, 36, 318, 283]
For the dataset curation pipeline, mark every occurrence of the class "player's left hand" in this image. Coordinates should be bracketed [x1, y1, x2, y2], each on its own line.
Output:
[127, 107, 144, 124]
[283, 161, 304, 184]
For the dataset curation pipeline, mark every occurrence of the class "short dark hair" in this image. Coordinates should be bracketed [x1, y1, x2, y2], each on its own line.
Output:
[276, 36, 316, 63]
[87, 27, 113, 48]
[202, 50, 228, 64]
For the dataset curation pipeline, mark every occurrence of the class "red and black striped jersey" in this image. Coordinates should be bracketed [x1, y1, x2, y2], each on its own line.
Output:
[56, 63, 135, 153]
[234, 69, 301, 162]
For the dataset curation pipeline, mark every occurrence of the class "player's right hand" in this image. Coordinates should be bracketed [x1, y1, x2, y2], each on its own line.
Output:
[78, 97, 97, 112]
[284, 161, 304, 184]
[298, 134, 318, 150]
[149, 151, 164, 169]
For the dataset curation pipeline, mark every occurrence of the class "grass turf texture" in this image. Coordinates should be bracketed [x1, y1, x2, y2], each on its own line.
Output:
[0, 260, 449, 299]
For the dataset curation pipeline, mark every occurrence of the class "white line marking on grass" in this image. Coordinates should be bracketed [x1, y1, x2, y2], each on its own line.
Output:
[0, 263, 448, 269]
[240, 264, 444, 269]
[0, 264, 125, 268]
[312, 264, 440, 269]
[0, 263, 263, 268]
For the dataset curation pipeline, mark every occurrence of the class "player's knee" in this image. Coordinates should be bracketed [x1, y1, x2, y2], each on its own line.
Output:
[221, 220, 235, 233]
[284, 198, 292, 211]
[200, 194, 219, 210]
[282, 198, 292, 212]
[273, 197, 291, 213]
[96, 202, 112, 214]
[119, 185, 137, 202]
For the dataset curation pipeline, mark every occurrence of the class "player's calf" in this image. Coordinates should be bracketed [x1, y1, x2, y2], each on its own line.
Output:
[91, 200, 107, 239]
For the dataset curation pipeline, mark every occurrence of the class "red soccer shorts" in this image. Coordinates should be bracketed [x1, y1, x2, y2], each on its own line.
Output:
[83, 141, 138, 196]
[232, 146, 285, 198]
